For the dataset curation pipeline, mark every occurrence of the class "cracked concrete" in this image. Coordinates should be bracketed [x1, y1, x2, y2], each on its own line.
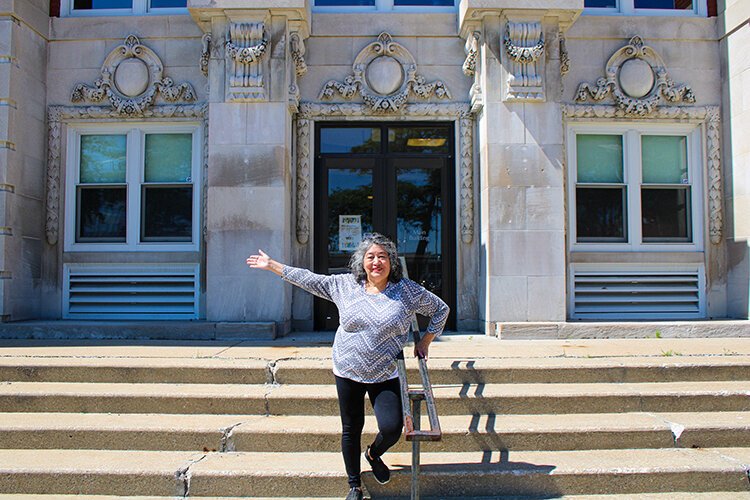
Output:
[219, 422, 243, 452]
[175, 453, 207, 497]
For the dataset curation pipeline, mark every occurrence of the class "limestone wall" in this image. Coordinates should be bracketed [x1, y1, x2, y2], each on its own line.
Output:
[721, 0, 750, 317]
[0, 0, 49, 320]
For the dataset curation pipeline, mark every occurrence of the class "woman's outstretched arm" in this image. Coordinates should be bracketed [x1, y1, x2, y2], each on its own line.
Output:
[246, 249, 284, 276]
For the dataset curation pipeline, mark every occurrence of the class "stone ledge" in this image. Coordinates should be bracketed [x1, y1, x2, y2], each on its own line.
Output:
[496, 320, 750, 339]
[0, 321, 277, 341]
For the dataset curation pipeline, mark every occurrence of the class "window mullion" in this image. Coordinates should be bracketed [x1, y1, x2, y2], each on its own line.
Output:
[127, 129, 141, 249]
[135, 0, 147, 15]
[621, 0, 635, 15]
[625, 129, 640, 247]
[375, 0, 392, 10]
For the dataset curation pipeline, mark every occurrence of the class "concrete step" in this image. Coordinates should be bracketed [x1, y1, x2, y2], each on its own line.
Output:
[0, 448, 748, 497]
[3, 355, 750, 385]
[1, 380, 747, 415]
[0, 412, 747, 453]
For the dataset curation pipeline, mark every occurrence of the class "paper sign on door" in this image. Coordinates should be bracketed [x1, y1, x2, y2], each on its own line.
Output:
[339, 215, 362, 251]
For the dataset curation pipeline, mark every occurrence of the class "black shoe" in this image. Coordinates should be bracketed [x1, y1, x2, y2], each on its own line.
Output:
[345, 486, 363, 500]
[364, 445, 390, 484]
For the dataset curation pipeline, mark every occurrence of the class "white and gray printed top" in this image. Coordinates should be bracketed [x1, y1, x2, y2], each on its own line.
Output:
[282, 266, 449, 384]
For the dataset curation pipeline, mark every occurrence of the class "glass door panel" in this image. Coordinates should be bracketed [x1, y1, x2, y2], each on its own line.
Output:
[314, 123, 455, 331]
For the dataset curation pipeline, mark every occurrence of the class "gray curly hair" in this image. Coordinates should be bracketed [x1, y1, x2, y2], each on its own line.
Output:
[348, 233, 403, 284]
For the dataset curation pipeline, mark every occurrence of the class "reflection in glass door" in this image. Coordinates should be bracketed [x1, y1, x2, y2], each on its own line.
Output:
[314, 123, 455, 331]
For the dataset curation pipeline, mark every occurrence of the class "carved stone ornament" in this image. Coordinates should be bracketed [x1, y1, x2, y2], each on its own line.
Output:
[463, 31, 483, 113]
[563, 104, 722, 245]
[226, 22, 269, 102]
[319, 32, 451, 113]
[71, 35, 196, 116]
[288, 31, 308, 112]
[200, 32, 211, 77]
[45, 104, 207, 246]
[559, 33, 570, 79]
[575, 36, 695, 116]
[503, 22, 546, 102]
[296, 102, 474, 244]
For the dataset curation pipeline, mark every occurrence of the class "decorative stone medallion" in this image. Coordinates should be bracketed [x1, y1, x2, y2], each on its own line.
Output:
[71, 35, 196, 116]
[319, 32, 451, 113]
[576, 36, 695, 116]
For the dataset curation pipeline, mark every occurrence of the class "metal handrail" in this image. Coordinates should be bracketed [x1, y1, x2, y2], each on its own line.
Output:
[396, 319, 442, 500]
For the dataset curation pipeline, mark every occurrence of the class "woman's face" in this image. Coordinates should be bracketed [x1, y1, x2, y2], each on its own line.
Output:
[363, 244, 391, 283]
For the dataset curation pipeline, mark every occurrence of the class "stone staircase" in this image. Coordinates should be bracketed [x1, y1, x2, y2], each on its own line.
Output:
[0, 336, 748, 498]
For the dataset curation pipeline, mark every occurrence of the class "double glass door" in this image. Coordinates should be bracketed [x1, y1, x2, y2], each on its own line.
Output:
[313, 123, 455, 331]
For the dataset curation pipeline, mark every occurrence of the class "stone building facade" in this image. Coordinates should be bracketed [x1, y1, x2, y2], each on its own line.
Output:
[0, 0, 747, 335]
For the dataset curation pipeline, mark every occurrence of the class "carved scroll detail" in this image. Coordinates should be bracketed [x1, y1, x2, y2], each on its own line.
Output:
[319, 32, 451, 113]
[289, 32, 308, 112]
[226, 22, 268, 102]
[200, 33, 211, 77]
[575, 36, 695, 116]
[504, 22, 545, 102]
[71, 35, 196, 116]
[463, 31, 483, 113]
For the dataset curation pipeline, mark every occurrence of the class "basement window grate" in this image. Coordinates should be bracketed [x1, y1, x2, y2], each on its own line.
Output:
[63, 264, 200, 320]
[571, 265, 704, 320]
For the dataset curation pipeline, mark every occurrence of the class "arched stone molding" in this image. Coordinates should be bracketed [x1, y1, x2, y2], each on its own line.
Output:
[295, 102, 475, 245]
[562, 104, 722, 245]
[575, 36, 695, 116]
[45, 104, 208, 246]
[71, 35, 196, 116]
[319, 33, 451, 113]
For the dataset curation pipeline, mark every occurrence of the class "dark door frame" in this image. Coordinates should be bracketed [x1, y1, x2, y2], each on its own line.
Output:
[313, 121, 456, 331]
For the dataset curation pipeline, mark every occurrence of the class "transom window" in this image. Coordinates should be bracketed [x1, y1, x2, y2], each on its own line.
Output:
[584, 0, 706, 15]
[314, 0, 455, 11]
[568, 124, 703, 251]
[63, 0, 186, 16]
[65, 124, 201, 251]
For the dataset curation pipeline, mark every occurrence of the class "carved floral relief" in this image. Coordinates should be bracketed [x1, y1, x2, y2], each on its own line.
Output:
[503, 21, 546, 102]
[575, 36, 695, 116]
[225, 21, 269, 102]
[71, 35, 196, 116]
[319, 32, 451, 113]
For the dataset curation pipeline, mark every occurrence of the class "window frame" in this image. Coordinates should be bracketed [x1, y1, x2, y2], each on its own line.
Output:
[64, 122, 202, 252]
[313, 0, 456, 13]
[567, 122, 704, 253]
[583, 0, 707, 16]
[61, 0, 187, 17]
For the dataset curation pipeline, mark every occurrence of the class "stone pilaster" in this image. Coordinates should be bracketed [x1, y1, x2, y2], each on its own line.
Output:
[190, 2, 310, 330]
[460, 0, 582, 331]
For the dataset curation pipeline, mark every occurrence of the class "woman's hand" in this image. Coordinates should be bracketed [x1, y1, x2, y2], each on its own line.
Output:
[414, 334, 435, 360]
[247, 249, 271, 270]
[246, 250, 284, 276]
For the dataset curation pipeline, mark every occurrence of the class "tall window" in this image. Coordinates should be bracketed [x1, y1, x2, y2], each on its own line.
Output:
[65, 0, 186, 16]
[569, 124, 702, 250]
[66, 125, 201, 251]
[584, 0, 706, 15]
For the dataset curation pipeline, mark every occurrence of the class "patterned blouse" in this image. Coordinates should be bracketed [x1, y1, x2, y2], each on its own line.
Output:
[282, 266, 450, 384]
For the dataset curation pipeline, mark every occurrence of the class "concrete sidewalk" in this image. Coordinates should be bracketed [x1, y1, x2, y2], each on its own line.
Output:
[2, 333, 750, 360]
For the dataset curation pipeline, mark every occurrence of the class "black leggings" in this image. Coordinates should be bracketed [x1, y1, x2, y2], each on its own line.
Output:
[335, 375, 403, 487]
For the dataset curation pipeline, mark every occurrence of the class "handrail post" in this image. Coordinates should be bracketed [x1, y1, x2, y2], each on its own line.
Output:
[412, 396, 421, 500]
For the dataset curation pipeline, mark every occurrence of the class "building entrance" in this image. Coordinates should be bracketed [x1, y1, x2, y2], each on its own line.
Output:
[313, 122, 456, 331]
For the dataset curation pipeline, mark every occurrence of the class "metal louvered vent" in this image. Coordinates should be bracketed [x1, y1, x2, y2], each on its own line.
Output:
[572, 267, 704, 320]
[64, 265, 199, 320]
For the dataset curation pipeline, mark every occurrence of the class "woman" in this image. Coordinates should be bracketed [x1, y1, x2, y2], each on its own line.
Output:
[246, 233, 449, 500]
